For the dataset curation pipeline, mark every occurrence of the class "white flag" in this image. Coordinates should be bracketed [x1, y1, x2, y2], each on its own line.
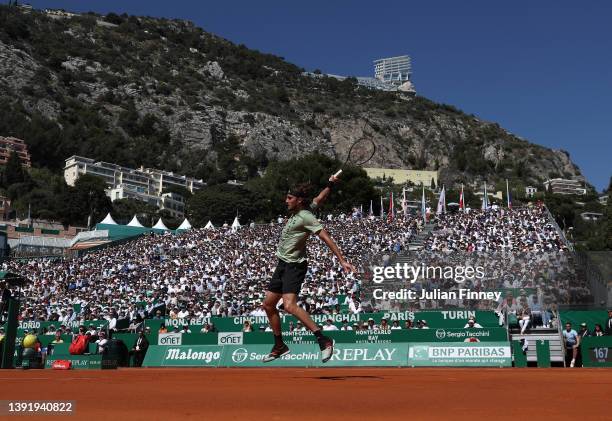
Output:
[421, 185, 426, 224]
[436, 185, 446, 214]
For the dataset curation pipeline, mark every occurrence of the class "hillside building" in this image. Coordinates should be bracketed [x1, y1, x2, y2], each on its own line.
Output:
[64, 156, 204, 218]
[0, 136, 31, 167]
[303, 54, 415, 93]
[543, 178, 587, 195]
[364, 168, 438, 187]
[525, 186, 537, 198]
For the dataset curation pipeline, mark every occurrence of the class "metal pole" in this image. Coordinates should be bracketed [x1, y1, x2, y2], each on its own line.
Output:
[1, 296, 19, 369]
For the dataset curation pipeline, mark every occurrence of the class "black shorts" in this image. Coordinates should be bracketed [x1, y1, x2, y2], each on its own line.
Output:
[267, 259, 308, 294]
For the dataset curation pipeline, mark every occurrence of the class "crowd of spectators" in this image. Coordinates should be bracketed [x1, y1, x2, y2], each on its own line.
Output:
[425, 205, 567, 253]
[3, 214, 419, 327]
[0, 204, 601, 333]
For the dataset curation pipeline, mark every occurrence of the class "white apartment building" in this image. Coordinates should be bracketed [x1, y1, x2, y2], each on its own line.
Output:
[543, 178, 587, 195]
[64, 156, 204, 218]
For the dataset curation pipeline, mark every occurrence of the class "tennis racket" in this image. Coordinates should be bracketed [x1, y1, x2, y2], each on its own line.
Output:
[334, 136, 376, 178]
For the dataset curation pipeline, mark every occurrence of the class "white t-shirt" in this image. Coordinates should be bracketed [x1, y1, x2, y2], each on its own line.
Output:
[96, 338, 108, 353]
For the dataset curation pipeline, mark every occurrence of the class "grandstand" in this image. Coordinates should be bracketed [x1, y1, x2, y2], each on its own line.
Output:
[1, 205, 610, 371]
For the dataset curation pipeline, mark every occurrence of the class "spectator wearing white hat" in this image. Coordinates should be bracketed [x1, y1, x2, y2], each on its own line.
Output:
[417, 320, 429, 329]
[464, 317, 483, 329]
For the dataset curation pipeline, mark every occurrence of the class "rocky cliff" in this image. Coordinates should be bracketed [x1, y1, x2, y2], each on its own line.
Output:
[0, 6, 584, 188]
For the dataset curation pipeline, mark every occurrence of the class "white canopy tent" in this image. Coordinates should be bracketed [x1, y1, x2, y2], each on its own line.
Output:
[231, 216, 241, 231]
[99, 213, 118, 225]
[152, 218, 169, 230]
[127, 215, 145, 227]
[177, 218, 192, 231]
[204, 221, 215, 230]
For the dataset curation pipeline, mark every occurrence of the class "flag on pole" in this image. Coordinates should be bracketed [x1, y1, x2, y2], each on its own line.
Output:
[369, 200, 373, 217]
[481, 183, 489, 210]
[421, 185, 426, 224]
[388, 192, 394, 221]
[380, 196, 384, 219]
[436, 185, 446, 214]
[506, 179, 512, 209]
[459, 184, 465, 212]
[402, 188, 407, 219]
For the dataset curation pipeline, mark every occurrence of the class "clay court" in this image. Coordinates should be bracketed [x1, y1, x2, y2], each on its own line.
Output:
[1, 368, 611, 420]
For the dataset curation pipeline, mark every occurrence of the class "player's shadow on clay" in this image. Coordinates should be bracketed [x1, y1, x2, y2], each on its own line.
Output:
[306, 376, 384, 381]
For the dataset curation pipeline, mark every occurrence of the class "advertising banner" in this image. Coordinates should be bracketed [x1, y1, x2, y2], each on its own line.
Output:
[8, 320, 109, 336]
[140, 327, 508, 348]
[217, 332, 243, 346]
[143, 310, 499, 332]
[408, 342, 511, 367]
[581, 337, 612, 367]
[44, 355, 115, 370]
[221, 343, 409, 367]
[143, 343, 409, 367]
[241, 328, 507, 345]
[143, 345, 224, 367]
[157, 333, 182, 346]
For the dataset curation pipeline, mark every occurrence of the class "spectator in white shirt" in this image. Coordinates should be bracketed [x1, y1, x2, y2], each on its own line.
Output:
[340, 320, 353, 331]
[366, 318, 379, 330]
[418, 320, 429, 329]
[96, 331, 109, 354]
[322, 319, 339, 331]
[464, 318, 483, 328]
[390, 321, 401, 330]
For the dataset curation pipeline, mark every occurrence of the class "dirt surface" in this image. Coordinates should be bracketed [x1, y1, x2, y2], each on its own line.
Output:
[1, 368, 611, 420]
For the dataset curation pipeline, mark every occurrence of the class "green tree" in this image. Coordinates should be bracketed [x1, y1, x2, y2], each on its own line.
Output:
[187, 184, 265, 226]
[58, 174, 112, 226]
[247, 153, 378, 219]
[111, 198, 159, 226]
[1, 150, 26, 187]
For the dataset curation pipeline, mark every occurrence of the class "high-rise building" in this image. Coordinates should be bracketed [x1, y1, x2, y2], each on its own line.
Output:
[374, 55, 412, 87]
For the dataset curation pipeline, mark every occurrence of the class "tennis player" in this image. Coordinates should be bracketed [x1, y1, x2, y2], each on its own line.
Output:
[262, 176, 355, 363]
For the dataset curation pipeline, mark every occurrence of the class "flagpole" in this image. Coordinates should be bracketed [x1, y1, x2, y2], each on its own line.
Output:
[506, 179, 511, 209]
[421, 185, 426, 225]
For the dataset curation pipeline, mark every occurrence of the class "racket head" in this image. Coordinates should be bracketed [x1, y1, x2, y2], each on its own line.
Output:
[345, 138, 376, 166]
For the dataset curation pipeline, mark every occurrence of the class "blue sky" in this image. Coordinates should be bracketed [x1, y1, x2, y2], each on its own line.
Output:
[25, 0, 612, 192]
